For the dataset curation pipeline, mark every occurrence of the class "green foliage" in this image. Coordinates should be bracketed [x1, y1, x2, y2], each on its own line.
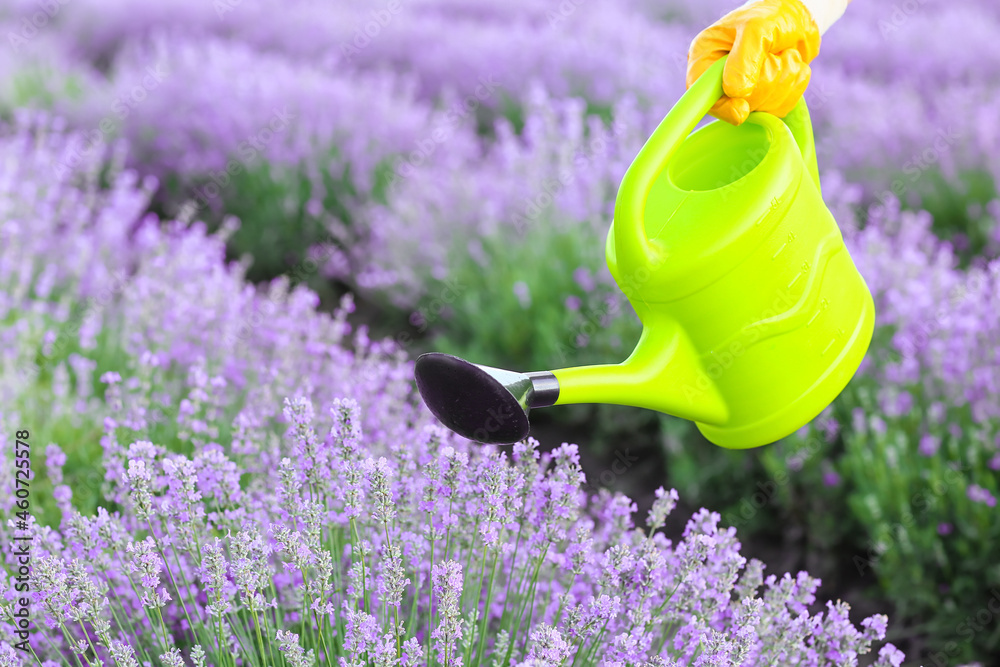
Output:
[418, 218, 642, 373]
[168, 148, 368, 287]
[914, 167, 999, 266]
[10, 297, 246, 527]
[0, 63, 88, 118]
[837, 384, 1000, 663]
[659, 300, 1000, 659]
[219, 162, 332, 284]
[8, 294, 127, 525]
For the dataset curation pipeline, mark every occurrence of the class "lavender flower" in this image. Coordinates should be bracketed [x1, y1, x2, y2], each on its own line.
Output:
[0, 38, 923, 667]
[44, 444, 67, 486]
[190, 644, 207, 667]
[109, 640, 140, 667]
[967, 484, 997, 507]
[230, 526, 271, 608]
[276, 629, 315, 667]
[524, 624, 572, 666]
[646, 486, 679, 532]
[364, 456, 396, 526]
[431, 561, 464, 667]
[125, 458, 153, 520]
[125, 537, 169, 609]
[201, 537, 232, 617]
[380, 543, 407, 612]
[159, 648, 185, 667]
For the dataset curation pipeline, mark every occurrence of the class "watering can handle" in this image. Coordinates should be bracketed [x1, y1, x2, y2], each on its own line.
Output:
[613, 54, 819, 267]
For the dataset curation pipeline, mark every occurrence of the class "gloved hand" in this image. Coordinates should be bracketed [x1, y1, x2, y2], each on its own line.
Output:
[686, 0, 822, 125]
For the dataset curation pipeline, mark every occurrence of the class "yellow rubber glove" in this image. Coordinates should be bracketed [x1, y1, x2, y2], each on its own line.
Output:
[686, 0, 822, 125]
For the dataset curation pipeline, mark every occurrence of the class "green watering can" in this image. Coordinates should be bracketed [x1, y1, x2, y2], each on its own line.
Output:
[415, 55, 875, 448]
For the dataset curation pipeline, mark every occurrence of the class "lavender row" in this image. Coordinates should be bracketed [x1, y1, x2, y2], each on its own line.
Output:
[0, 111, 906, 667]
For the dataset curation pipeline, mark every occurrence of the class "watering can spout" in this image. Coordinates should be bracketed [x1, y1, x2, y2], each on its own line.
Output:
[414, 353, 560, 444]
[550, 313, 729, 426]
[414, 313, 729, 446]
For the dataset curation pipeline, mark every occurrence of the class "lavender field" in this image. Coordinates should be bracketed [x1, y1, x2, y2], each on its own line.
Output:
[1, 0, 999, 666]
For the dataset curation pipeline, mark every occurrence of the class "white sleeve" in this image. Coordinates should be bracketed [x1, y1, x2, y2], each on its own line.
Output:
[796, 0, 851, 34]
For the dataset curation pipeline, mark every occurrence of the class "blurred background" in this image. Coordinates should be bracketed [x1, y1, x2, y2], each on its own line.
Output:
[2, 0, 999, 664]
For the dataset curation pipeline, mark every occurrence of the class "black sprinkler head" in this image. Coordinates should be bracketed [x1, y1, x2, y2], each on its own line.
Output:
[414, 353, 559, 444]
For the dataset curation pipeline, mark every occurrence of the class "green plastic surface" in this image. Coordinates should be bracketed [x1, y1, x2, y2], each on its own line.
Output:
[550, 56, 875, 448]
